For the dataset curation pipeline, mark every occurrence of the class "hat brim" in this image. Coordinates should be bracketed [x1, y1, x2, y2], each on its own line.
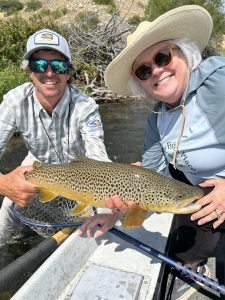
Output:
[104, 5, 213, 96]
[23, 45, 71, 61]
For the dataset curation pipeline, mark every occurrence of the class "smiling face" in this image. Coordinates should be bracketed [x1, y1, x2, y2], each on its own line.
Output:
[132, 42, 190, 106]
[28, 50, 71, 112]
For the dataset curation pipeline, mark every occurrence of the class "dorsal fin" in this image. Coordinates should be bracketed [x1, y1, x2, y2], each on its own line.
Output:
[69, 156, 105, 165]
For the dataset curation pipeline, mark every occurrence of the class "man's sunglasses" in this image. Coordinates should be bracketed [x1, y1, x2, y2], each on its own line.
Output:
[134, 48, 174, 80]
[29, 59, 70, 74]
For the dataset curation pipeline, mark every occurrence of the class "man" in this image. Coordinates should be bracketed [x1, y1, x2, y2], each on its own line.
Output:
[0, 28, 110, 243]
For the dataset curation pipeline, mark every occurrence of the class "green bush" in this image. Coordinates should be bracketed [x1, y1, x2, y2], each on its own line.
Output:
[0, 15, 63, 68]
[75, 59, 99, 82]
[37, 8, 51, 16]
[0, 65, 29, 102]
[93, 0, 114, 5]
[0, 0, 23, 16]
[106, 4, 116, 14]
[51, 7, 68, 19]
[37, 7, 68, 19]
[128, 15, 142, 26]
[26, 0, 42, 11]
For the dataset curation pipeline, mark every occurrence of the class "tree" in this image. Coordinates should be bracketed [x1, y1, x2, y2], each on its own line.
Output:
[68, 10, 130, 87]
[144, 0, 225, 50]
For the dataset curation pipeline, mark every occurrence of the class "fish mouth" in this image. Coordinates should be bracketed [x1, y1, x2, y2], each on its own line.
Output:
[175, 202, 202, 214]
[172, 188, 204, 214]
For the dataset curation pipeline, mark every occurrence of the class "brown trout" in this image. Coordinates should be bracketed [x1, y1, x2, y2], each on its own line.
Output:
[25, 156, 203, 228]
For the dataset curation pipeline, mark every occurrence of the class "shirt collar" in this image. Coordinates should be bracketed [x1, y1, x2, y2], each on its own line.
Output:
[53, 86, 71, 117]
[33, 86, 70, 118]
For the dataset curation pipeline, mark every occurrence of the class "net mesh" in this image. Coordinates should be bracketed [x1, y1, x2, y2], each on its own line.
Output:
[13, 196, 94, 237]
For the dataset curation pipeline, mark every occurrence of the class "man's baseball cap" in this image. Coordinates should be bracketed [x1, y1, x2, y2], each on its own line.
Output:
[23, 28, 71, 61]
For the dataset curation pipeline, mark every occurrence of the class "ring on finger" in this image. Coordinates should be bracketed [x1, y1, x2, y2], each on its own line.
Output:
[214, 209, 221, 220]
[112, 208, 120, 213]
[219, 212, 225, 222]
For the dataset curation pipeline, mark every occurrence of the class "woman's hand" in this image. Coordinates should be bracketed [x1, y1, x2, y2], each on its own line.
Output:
[191, 178, 225, 228]
[0, 166, 38, 206]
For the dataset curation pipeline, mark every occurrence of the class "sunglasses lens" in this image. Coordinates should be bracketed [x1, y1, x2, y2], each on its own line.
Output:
[29, 59, 48, 73]
[134, 49, 173, 81]
[29, 59, 69, 74]
[154, 49, 171, 67]
[135, 64, 152, 80]
[51, 60, 69, 74]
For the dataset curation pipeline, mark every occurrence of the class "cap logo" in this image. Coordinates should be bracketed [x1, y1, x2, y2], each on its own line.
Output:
[34, 32, 59, 45]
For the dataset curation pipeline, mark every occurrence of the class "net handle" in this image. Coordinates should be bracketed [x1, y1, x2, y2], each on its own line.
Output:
[0, 226, 76, 292]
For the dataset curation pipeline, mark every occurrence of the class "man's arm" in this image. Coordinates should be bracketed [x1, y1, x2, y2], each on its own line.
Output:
[0, 91, 38, 206]
[80, 106, 111, 162]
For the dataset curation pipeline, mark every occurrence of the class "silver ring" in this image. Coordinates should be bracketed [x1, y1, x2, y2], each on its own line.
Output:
[112, 208, 120, 213]
[214, 209, 221, 220]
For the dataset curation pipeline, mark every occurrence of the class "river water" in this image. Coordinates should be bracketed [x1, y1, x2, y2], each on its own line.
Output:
[0, 99, 151, 299]
[100, 99, 151, 162]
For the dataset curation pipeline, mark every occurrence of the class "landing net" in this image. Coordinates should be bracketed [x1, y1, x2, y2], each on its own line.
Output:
[13, 196, 94, 237]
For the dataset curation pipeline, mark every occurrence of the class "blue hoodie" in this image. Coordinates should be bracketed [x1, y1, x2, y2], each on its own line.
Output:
[142, 56, 225, 185]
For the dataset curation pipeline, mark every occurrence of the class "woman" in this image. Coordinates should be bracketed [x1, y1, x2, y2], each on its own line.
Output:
[77, 5, 225, 299]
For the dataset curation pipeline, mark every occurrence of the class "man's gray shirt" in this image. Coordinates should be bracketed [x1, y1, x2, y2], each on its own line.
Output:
[0, 82, 110, 165]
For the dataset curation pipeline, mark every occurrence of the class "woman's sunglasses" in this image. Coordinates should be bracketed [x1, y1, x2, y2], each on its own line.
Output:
[134, 48, 174, 80]
[29, 59, 70, 74]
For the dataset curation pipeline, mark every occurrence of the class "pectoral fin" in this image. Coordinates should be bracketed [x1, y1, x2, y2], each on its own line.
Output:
[38, 187, 58, 203]
[122, 205, 148, 228]
[72, 203, 88, 216]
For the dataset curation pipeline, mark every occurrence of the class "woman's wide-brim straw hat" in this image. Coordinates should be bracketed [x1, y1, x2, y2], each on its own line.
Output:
[104, 5, 213, 96]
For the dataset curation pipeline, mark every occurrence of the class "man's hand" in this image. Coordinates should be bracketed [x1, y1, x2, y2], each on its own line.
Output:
[0, 166, 38, 206]
[131, 161, 142, 167]
[105, 194, 129, 213]
[77, 212, 122, 239]
[76, 195, 137, 238]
